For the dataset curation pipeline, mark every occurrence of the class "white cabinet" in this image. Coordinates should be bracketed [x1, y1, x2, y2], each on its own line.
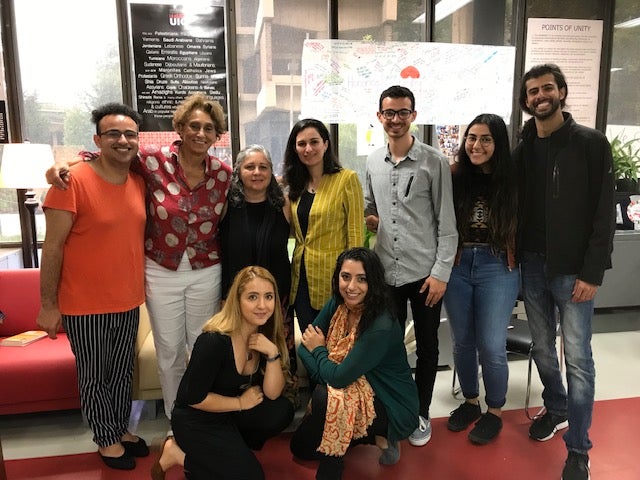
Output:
[0, 249, 23, 269]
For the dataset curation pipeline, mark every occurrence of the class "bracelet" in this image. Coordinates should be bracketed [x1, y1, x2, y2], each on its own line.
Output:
[266, 352, 281, 362]
[237, 396, 242, 412]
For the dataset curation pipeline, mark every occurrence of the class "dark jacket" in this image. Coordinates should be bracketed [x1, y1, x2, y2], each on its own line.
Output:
[513, 112, 615, 285]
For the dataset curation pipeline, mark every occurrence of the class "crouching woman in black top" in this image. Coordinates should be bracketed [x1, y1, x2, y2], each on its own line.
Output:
[152, 266, 294, 480]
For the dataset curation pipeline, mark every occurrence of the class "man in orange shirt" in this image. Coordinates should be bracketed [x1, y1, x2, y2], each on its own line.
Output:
[36, 103, 148, 471]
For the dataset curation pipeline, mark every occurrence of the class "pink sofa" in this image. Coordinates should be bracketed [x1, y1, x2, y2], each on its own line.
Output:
[0, 269, 81, 415]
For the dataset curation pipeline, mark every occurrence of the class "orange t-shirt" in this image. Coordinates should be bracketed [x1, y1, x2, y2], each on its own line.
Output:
[43, 162, 146, 315]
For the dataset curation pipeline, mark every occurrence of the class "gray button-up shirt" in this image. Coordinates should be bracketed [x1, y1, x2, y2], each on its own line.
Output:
[365, 136, 457, 286]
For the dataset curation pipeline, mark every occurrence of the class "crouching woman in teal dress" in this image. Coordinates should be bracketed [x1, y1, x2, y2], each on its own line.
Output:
[290, 247, 419, 480]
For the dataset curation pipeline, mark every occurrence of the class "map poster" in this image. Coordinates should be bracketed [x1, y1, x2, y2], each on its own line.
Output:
[524, 18, 603, 128]
[129, 1, 227, 132]
[301, 40, 516, 125]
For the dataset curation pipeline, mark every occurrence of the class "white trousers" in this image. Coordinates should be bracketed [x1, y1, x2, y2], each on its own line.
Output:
[145, 254, 221, 418]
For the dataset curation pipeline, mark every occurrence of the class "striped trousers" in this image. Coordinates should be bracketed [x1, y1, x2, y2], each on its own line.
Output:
[63, 308, 139, 447]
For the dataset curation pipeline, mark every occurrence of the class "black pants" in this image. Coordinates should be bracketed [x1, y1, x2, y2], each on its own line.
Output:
[290, 384, 389, 462]
[173, 397, 294, 480]
[390, 279, 442, 418]
[294, 261, 320, 333]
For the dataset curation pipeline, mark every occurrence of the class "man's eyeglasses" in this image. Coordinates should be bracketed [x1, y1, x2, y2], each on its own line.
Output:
[99, 130, 139, 141]
[380, 109, 414, 120]
[465, 134, 493, 146]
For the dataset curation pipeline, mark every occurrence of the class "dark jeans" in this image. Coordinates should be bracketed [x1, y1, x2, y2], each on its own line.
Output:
[521, 251, 595, 453]
[390, 279, 441, 419]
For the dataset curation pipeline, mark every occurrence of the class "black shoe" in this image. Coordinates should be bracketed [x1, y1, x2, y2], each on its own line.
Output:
[561, 451, 590, 480]
[316, 456, 344, 480]
[99, 451, 136, 470]
[447, 401, 481, 432]
[468, 412, 502, 445]
[529, 411, 569, 441]
[122, 437, 150, 457]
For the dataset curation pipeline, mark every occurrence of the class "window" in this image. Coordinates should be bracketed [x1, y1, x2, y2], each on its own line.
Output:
[337, 0, 428, 184]
[606, 0, 640, 142]
[0, 0, 122, 245]
[432, 0, 514, 161]
[234, 0, 329, 175]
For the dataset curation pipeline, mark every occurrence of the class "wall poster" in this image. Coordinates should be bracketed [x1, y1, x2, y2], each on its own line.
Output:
[524, 18, 603, 128]
[129, 0, 228, 140]
[301, 39, 516, 126]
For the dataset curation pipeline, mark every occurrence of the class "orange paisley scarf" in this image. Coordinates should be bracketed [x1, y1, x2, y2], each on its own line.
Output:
[318, 303, 376, 457]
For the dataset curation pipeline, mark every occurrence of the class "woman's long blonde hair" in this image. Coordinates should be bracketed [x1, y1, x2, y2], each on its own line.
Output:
[203, 266, 290, 370]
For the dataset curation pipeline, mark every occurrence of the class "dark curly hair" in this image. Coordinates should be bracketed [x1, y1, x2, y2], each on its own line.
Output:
[228, 144, 285, 210]
[283, 118, 341, 201]
[331, 247, 393, 338]
[453, 113, 517, 250]
[518, 63, 568, 115]
[91, 103, 142, 135]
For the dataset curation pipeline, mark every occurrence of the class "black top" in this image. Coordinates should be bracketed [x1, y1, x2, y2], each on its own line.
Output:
[220, 200, 291, 302]
[297, 191, 315, 238]
[175, 332, 263, 417]
[463, 172, 491, 244]
[521, 136, 549, 253]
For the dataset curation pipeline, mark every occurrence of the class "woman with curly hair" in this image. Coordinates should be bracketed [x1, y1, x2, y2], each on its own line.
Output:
[219, 144, 296, 374]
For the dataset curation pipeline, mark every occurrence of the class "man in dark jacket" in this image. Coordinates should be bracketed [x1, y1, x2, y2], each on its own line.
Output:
[514, 64, 615, 480]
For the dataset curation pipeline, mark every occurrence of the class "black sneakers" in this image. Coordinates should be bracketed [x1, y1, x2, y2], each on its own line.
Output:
[529, 411, 569, 441]
[468, 412, 503, 445]
[447, 401, 481, 432]
[561, 451, 591, 480]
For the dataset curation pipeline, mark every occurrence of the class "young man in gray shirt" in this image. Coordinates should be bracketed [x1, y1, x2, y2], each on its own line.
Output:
[365, 85, 458, 446]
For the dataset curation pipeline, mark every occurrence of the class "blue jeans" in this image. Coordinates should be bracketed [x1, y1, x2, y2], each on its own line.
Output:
[521, 251, 595, 454]
[444, 246, 520, 409]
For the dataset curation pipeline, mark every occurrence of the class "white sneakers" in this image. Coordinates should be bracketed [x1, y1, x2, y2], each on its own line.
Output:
[408, 415, 432, 446]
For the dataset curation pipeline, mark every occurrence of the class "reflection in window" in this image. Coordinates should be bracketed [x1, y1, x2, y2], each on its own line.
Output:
[234, 1, 328, 175]
[607, 0, 640, 143]
[4, 0, 122, 243]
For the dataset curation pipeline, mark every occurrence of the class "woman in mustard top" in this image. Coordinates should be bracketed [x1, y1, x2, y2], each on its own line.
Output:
[284, 119, 364, 332]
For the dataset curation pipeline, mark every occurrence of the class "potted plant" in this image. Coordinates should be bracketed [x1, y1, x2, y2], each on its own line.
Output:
[611, 134, 640, 193]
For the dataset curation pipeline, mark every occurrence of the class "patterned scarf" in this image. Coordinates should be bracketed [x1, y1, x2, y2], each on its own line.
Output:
[318, 303, 376, 456]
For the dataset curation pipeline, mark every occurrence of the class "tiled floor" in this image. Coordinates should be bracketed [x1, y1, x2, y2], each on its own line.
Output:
[1, 308, 639, 462]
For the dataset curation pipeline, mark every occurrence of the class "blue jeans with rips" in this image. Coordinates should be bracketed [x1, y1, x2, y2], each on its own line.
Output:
[444, 246, 520, 409]
[521, 251, 595, 454]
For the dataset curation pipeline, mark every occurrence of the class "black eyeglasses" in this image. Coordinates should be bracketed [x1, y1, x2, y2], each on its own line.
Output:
[99, 130, 139, 140]
[464, 134, 493, 146]
[380, 109, 414, 120]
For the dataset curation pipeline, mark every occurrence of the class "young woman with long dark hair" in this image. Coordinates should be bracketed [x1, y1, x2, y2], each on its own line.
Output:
[444, 113, 519, 445]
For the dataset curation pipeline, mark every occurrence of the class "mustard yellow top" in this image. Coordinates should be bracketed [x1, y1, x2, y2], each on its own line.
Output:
[290, 169, 364, 309]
